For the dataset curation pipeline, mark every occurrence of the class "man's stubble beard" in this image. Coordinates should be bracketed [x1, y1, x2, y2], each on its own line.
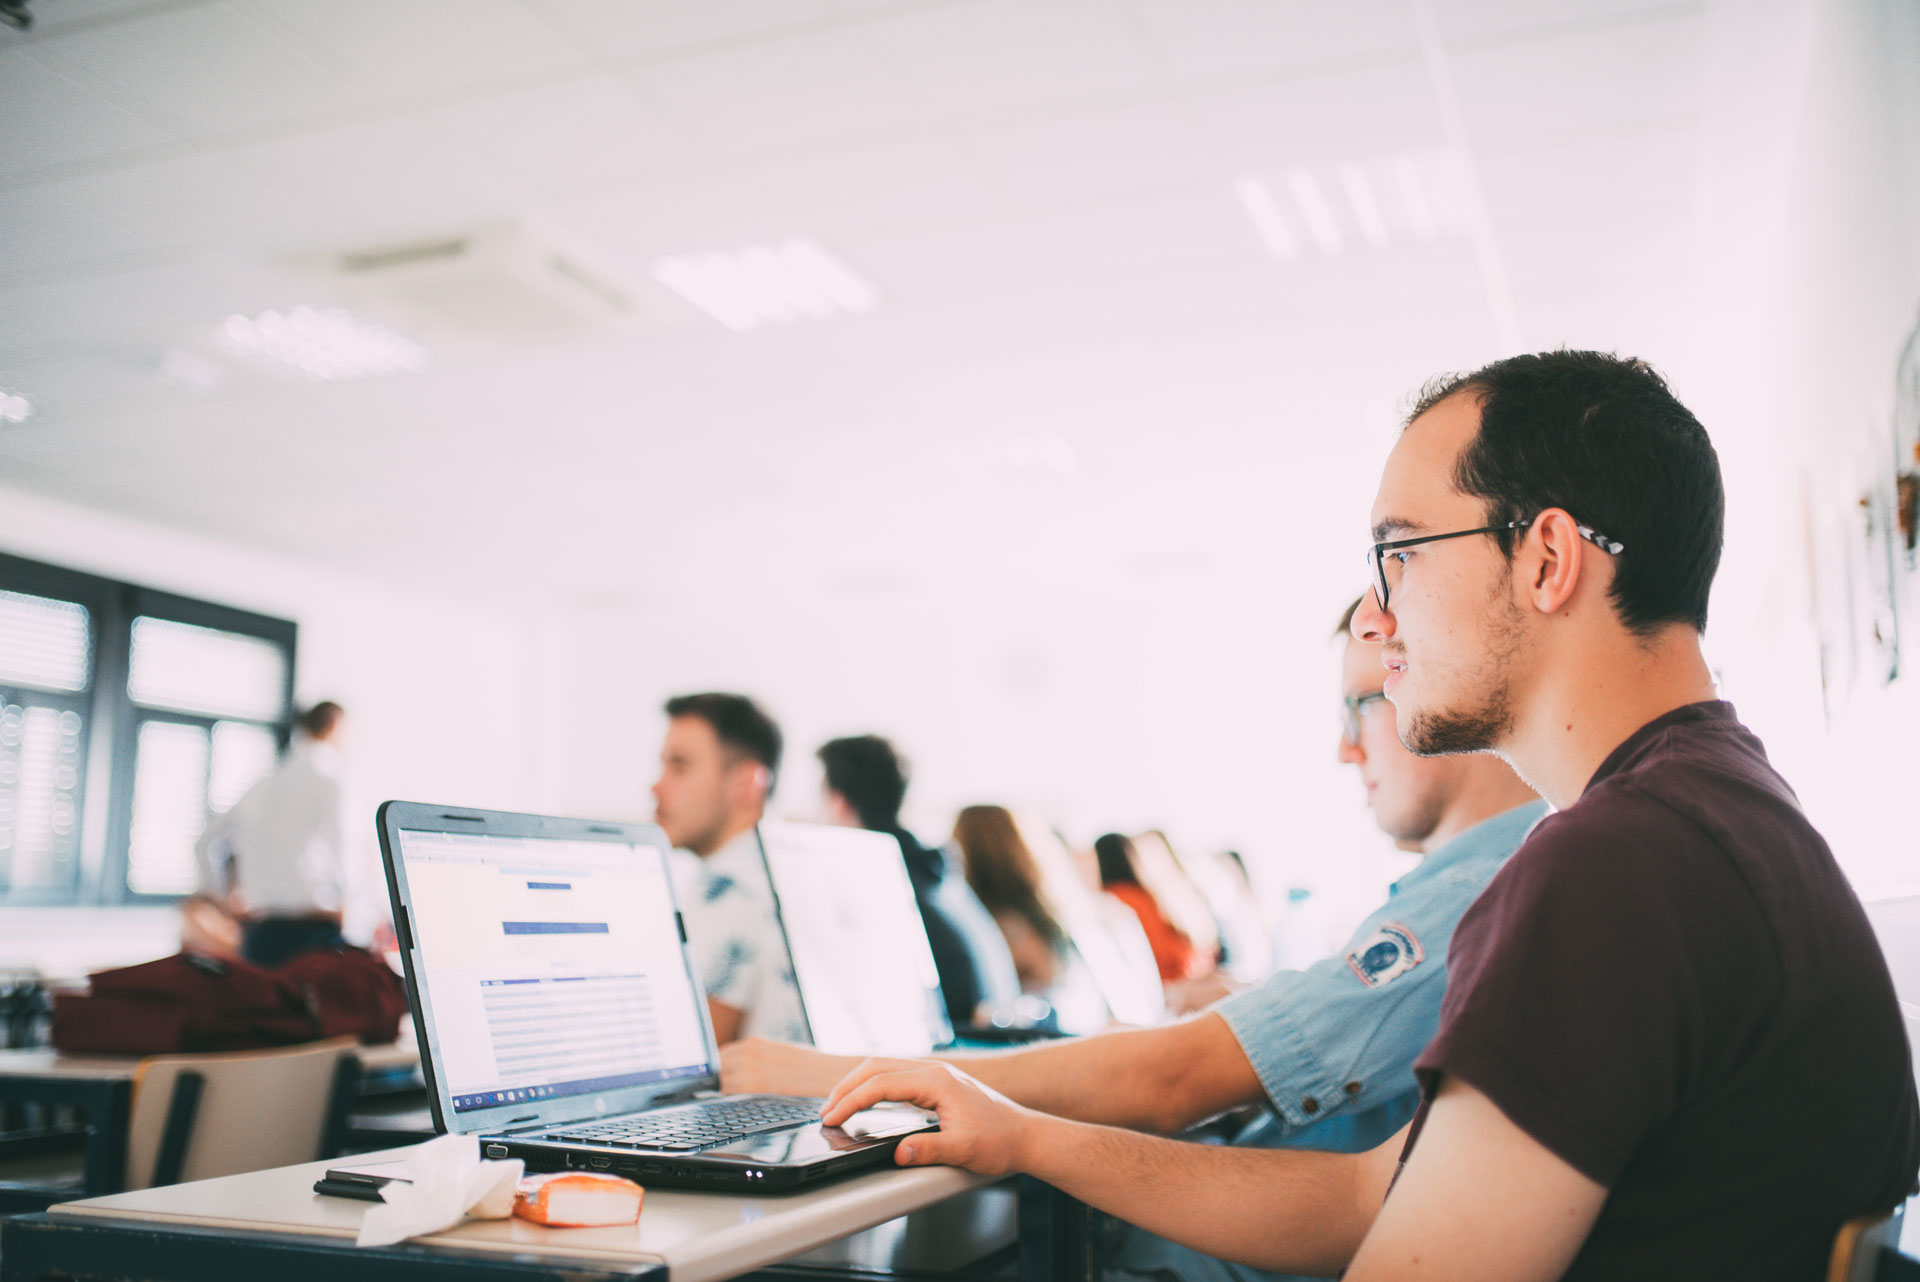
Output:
[1401, 573, 1527, 758]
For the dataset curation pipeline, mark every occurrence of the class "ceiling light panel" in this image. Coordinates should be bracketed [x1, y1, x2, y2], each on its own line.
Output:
[1237, 150, 1476, 261]
[652, 240, 878, 333]
[218, 307, 428, 381]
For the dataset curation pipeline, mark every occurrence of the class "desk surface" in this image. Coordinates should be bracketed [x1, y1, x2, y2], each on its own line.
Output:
[51, 1142, 995, 1282]
[0, 1040, 418, 1079]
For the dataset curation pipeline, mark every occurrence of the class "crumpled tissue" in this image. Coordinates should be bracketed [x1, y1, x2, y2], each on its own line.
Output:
[356, 1134, 525, 1247]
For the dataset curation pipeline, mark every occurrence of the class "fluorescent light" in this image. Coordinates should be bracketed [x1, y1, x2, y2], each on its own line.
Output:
[1287, 170, 1344, 256]
[1340, 164, 1391, 250]
[0, 390, 32, 424]
[218, 307, 427, 381]
[1234, 177, 1297, 260]
[652, 240, 878, 332]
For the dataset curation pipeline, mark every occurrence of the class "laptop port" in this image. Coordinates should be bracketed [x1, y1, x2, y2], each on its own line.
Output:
[588, 1156, 612, 1169]
[485, 1145, 508, 1160]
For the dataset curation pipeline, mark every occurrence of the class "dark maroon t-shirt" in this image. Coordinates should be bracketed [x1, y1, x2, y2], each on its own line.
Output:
[1407, 701, 1920, 1281]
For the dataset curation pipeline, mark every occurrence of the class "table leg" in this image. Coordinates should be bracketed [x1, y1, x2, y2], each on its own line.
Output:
[1017, 1175, 1096, 1282]
[83, 1079, 131, 1195]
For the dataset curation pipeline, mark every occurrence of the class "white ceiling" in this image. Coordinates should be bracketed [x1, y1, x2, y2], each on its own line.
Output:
[0, 0, 1710, 608]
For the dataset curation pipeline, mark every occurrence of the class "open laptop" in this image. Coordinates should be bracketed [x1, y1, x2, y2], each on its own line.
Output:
[755, 822, 955, 1056]
[377, 801, 936, 1191]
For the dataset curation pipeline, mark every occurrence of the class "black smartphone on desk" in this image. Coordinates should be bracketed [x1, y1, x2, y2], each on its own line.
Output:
[313, 1161, 411, 1202]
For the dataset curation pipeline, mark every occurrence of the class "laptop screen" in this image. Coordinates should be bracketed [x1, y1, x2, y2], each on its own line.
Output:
[758, 822, 953, 1056]
[394, 827, 711, 1114]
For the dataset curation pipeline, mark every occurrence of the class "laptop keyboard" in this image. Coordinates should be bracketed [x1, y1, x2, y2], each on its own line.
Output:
[550, 1096, 824, 1152]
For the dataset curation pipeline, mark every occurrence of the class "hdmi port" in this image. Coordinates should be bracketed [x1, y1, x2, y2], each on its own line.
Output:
[589, 1156, 612, 1169]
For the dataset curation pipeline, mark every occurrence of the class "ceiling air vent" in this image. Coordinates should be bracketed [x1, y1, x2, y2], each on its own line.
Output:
[298, 225, 630, 339]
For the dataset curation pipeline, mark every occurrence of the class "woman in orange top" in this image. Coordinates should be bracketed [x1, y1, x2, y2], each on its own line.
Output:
[1094, 832, 1211, 982]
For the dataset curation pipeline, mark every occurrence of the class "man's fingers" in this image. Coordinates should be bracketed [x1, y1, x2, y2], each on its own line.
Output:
[822, 1057, 923, 1116]
[820, 1067, 944, 1126]
[893, 1131, 964, 1168]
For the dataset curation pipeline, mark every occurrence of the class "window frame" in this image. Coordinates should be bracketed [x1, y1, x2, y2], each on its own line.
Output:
[0, 552, 298, 907]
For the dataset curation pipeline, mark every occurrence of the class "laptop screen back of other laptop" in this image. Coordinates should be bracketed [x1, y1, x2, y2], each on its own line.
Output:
[394, 824, 712, 1123]
[758, 822, 953, 1056]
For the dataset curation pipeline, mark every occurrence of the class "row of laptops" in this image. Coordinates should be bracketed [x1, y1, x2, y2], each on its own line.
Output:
[377, 800, 1086, 1191]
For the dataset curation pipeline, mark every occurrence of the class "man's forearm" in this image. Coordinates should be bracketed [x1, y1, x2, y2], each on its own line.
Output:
[943, 1015, 1255, 1133]
[1012, 1111, 1375, 1276]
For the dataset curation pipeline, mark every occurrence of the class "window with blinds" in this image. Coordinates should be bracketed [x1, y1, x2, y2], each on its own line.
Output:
[0, 554, 296, 906]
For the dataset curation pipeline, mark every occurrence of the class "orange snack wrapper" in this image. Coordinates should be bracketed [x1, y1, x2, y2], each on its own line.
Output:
[512, 1171, 644, 1227]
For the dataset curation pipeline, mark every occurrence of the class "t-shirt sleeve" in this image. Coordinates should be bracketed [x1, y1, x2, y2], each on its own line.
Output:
[680, 874, 762, 1014]
[1216, 865, 1490, 1128]
[1415, 793, 1772, 1187]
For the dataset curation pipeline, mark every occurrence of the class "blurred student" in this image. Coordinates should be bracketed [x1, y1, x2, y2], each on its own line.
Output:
[194, 701, 352, 968]
[727, 603, 1542, 1281]
[651, 692, 801, 1045]
[1095, 832, 1206, 982]
[818, 735, 1018, 1027]
[952, 804, 1073, 993]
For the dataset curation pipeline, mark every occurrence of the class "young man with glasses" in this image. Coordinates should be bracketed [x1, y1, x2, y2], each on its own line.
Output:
[723, 608, 1540, 1282]
[822, 351, 1920, 1281]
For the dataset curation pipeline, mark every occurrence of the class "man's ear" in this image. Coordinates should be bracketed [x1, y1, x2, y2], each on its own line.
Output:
[1521, 508, 1588, 615]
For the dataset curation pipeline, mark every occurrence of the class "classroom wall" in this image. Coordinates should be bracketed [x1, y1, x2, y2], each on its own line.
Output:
[0, 482, 550, 970]
[1684, 0, 1920, 899]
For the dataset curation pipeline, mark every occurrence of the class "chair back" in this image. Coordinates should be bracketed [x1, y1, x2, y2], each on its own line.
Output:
[124, 1036, 359, 1189]
[1828, 1206, 1902, 1282]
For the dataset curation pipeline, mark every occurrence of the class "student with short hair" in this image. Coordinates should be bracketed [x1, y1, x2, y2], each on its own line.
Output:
[818, 734, 1016, 1027]
[651, 691, 798, 1045]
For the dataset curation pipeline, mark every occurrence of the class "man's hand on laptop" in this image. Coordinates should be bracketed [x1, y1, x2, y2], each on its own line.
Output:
[719, 1037, 861, 1098]
[821, 1059, 1040, 1177]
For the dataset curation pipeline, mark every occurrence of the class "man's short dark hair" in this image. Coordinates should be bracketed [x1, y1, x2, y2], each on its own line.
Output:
[298, 701, 344, 739]
[1407, 350, 1724, 635]
[816, 735, 908, 831]
[663, 692, 783, 789]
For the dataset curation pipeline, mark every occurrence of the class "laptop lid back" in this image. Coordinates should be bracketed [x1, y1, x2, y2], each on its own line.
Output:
[757, 822, 953, 1055]
[378, 801, 720, 1136]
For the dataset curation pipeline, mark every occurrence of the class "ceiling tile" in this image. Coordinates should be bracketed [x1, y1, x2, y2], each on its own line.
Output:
[1434, 0, 1703, 45]
[1194, 57, 1446, 171]
[532, 0, 832, 59]
[31, 152, 351, 256]
[245, 0, 588, 99]
[966, 99, 1221, 206]
[0, 46, 180, 178]
[1448, 10, 1707, 146]
[31, 3, 376, 137]
[545, 139, 999, 261]
[1477, 124, 1697, 233]
[427, 74, 694, 195]
[1129, 0, 1421, 82]
[0, 185, 161, 281]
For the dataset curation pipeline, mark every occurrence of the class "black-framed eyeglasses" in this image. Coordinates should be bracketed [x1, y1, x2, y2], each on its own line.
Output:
[1364, 516, 1624, 612]
[1340, 690, 1390, 745]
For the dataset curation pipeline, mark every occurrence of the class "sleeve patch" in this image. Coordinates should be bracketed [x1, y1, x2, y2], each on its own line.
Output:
[1346, 922, 1425, 988]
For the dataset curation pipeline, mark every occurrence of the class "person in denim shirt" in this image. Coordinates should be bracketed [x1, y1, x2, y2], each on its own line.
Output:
[723, 604, 1543, 1279]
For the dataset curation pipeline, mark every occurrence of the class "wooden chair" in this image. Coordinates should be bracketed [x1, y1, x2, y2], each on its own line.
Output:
[1830, 1206, 1903, 1282]
[123, 1036, 361, 1190]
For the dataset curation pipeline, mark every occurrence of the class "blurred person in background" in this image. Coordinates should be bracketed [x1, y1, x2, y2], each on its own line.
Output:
[1096, 832, 1209, 982]
[726, 600, 1543, 1282]
[194, 700, 351, 968]
[651, 692, 801, 1045]
[953, 804, 1073, 993]
[817, 734, 1018, 1027]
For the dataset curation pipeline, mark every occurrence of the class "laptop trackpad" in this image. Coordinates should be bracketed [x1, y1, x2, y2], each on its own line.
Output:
[702, 1109, 936, 1161]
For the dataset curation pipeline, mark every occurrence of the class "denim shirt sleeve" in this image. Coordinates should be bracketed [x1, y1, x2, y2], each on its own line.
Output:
[1214, 862, 1504, 1131]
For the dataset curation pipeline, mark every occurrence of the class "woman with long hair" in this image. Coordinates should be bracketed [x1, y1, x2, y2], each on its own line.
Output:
[952, 804, 1070, 992]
